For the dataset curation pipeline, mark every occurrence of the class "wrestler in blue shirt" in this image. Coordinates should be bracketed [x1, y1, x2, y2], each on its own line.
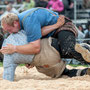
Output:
[18, 8, 59, 42]
[1, 7, 63, 56]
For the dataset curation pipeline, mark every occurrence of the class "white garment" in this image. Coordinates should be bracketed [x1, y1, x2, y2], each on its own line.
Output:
[77, 30, 85, 39]
[0, 8, 19, 21]
[84, 29, 88, 35]
[10, 8, 19, 14]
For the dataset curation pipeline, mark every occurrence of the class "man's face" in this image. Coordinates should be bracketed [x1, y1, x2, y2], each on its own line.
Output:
[6, 6, 11, 12]
[3, 23, 19, 34]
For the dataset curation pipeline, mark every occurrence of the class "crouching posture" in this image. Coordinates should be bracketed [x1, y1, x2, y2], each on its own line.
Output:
[1, 31, 90, 81]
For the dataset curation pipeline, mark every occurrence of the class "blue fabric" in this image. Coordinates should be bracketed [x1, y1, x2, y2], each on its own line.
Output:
[18, 8, 59, 42]
[2, 30, 34, 81]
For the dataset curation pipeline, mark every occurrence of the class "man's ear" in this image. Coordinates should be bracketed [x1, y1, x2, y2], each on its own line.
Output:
[13, 21, 18, 27]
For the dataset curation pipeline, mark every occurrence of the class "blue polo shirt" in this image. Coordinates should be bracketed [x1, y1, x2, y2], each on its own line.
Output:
[18, 8, 59, 42]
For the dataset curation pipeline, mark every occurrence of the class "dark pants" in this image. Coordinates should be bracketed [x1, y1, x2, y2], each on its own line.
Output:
[62, 68, 88, 77]
[51, 30, 89, 64]
[51, 30, 89, 77]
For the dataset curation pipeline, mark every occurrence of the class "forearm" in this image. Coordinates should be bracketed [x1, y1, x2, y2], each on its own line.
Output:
[1, 39, 41, 55]
[15, 43, 40, 55]
[41, 24, 59, 36]
[41, 15, 65, 36]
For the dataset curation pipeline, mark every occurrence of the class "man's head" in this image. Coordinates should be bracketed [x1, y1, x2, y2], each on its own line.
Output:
[6, 4, 12, 12]
[1, 13, 20, 34]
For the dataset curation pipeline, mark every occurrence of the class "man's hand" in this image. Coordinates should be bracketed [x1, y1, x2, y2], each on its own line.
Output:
[0, 44, 16, 54]
[25, 64, 34, 69]
[56, 15, 65, 28]
[0, 39, 41, 55]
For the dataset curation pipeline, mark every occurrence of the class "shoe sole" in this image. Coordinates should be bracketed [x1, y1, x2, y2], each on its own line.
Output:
[75, 43, 90, 63]
[80, 43, 90, 51]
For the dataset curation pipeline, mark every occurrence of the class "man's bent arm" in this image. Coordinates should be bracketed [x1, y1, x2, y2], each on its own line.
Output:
[15, 39, 40, 54]
[41, 15, 65, 36]
[41, 24, 59, 36]
[0, 39, 41, 55]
